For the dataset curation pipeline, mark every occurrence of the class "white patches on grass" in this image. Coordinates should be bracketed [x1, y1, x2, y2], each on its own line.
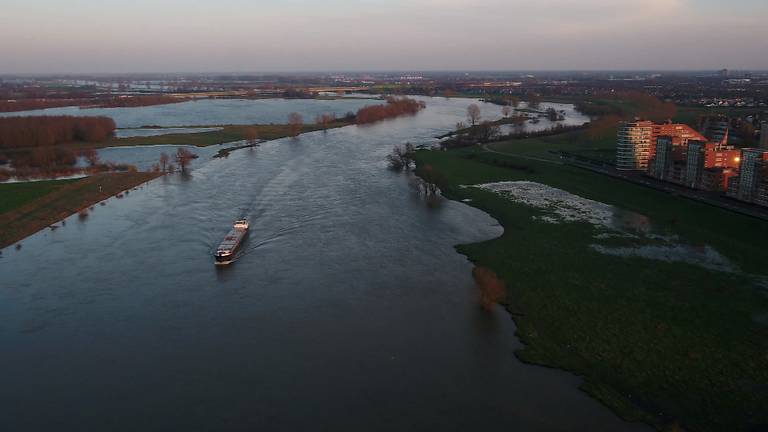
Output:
[470, 181, 739, 274]
[589, 244, 737, 274]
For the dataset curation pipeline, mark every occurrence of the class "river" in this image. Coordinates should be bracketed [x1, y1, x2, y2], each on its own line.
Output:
[0, 97, 646, 431]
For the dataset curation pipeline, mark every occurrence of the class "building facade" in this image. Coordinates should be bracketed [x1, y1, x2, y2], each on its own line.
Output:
[685, 141, 706, 188]
[736, 148, 768, 204]
[616, 121, 706, 170]
[649, 136, 673, 180]
[700, 115, 729, 146]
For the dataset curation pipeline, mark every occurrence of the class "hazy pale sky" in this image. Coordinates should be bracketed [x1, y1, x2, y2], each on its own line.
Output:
[1, 0, 766, 73]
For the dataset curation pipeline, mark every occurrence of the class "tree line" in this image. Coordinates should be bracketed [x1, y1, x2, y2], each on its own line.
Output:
[0, 99, 87, 113]
[0, 95, 182, 113]
[356, 97, 426, 124]
[92, 95, 181, 108]
[0, 116, 116, 149]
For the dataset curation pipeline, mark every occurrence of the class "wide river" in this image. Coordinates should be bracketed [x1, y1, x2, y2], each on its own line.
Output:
[0, 97, 645, 431]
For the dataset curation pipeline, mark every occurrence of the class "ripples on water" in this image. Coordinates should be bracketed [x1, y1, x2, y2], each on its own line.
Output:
[0, 97, 648, 431]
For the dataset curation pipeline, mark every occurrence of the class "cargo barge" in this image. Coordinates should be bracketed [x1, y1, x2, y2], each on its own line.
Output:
[214, 218, 249, 265]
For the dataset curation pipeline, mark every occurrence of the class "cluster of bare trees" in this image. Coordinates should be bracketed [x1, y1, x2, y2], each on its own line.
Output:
[288, 112, 304, 137]
[474, 122, 502, 142]
[315, 112, 337, 130]
[545, 107, 564, 121]
[93, 95, 181, 108]
[152, 148, 196, 173]
[412, 164, 446, 200]
[356, 97, 426, 124]
[527, 93, 543, 110]
[467, 104, 481, 126]
[0, 116, 116, 149]
[243, 127, 259, 145]
[386, 142, 415, 171]
[175, 148, 196, 172]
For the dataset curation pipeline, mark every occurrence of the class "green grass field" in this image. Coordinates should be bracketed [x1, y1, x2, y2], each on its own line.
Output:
[104, 120, 354, 148]
[414, 145, 768, 432]
[0, 178, 80, 214]
[488, 129, 617, 163]
[3, 120, 356, 162]
[0, 173, 160, 248]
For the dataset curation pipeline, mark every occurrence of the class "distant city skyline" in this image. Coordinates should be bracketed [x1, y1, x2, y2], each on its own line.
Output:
[1, 0, 767, 74]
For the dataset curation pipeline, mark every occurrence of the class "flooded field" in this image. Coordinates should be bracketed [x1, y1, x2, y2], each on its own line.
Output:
[474, 181, 736, 273]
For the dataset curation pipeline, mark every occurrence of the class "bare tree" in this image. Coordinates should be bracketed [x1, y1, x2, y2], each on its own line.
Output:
[315, 113, 336, 130]
[243, 127, 259, 145]
[288, 112, 304, 137]
[175, 148, 196, 173]
[416, 164, 445, 198]
[527, 93, 542, 110]
[386, 142, 416, 171]
[476, 121, 501, 143]
[508, 96, 521, 109]
[159, 152, 169, 172]
[467, 104, 481, 126]
[545, 107, 561, 122]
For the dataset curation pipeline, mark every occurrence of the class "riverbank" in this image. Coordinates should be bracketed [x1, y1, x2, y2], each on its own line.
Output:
[0, 172, 161, 249]
[413, 144, 768, 432]
[1, 119, 356, 174]
[102, 120, 355, 148]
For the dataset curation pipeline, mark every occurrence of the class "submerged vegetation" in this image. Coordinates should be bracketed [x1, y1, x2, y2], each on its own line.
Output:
[0, 172, 161, 249]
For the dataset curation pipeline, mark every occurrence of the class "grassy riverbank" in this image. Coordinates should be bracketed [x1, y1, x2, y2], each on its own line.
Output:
[103, 120, 354, 148]
[0, 172, 161, 249]
[413, 144, 768, 431]
[2, 120, 356, 163]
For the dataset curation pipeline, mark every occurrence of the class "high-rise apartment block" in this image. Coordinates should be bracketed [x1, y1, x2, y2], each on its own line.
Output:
[616, 121, 706, 170]
[736, 149, 768, 204]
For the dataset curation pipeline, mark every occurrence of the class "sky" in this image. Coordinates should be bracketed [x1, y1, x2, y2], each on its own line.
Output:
[1, 0, 767, 73]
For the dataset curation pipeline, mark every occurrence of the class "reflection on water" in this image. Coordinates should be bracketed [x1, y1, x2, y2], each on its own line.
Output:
[0, 98, 647, 431]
